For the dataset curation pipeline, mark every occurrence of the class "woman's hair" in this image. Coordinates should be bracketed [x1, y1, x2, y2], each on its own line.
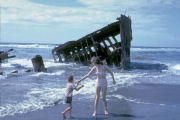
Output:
[91, 57, 96, 63]
[68, 75, 73, 82]
[94, 58, 103, 65]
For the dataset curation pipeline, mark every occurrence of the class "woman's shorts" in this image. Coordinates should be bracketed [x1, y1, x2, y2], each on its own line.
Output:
[65, 96, 72, 104]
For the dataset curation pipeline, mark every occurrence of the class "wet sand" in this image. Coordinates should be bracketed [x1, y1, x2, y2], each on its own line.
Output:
[1, 83, 180, 120]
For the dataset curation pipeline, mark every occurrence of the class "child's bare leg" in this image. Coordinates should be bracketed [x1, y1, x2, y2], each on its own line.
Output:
[61, 112, 66, 119]
[68, 104, 72, 118]
[93, 86, 101, 116]
[62, 104, 72, 119]
[102, 86, 108, 115]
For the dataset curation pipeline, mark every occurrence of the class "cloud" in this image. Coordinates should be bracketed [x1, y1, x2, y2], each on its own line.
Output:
[1, 2, 103, 26]
[0, 0, 177, 42]
[0, 0, 176, 25]
[77, 0, 175, 9]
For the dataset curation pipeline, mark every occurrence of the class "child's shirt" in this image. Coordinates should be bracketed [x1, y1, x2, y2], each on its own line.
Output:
[65, 82, 75, 97]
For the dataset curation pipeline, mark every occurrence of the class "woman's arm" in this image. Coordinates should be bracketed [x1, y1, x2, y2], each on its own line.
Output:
[104, 66, 116, 85]
[74, 85, 84, 91]
[77, 66, 96, 84]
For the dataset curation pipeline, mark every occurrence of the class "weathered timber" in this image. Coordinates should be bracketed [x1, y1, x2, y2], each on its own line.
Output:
[52, 14, 132, 69]
[25, 69, 32, 72]
[0, 72, 3, 75]
[31, 55, 47, 72]
[0, 49, 16, 63]
[118, 15, 132, 69]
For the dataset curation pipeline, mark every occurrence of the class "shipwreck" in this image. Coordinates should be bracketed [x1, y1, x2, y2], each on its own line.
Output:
[0, 49, 16, 63]
[52, 15, 132, 69]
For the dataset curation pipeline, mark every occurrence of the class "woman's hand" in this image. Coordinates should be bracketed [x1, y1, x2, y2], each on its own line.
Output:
[77, 80, 81, 85]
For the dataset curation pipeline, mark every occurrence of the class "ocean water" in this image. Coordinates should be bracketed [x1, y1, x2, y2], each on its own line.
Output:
[0, 43, 180, 117]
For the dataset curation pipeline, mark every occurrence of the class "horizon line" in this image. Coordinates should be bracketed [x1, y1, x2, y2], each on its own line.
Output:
[1, 42, 180, 48]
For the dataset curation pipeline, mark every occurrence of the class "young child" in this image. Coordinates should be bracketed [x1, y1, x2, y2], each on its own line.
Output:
[62, 75, 84, 119]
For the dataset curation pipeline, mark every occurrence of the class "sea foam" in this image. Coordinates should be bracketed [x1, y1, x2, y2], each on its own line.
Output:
[44, 61, 74, 68]
[170, 64, 180, 75]
[131, 47, 180, 52]
[0, 87, 66, 117]
[0, 44, 55, 49]
[30, 71, 65, 77]
[9, 59, 33, 68]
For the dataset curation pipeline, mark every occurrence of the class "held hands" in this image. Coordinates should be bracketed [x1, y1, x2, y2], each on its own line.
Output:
[77, 80, 81, 85]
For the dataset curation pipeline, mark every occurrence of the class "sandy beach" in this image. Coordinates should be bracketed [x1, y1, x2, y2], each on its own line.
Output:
[1, 83, 180, 120]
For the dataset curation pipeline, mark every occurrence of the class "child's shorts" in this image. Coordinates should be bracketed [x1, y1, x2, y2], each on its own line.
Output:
[65, 96, 72, 104]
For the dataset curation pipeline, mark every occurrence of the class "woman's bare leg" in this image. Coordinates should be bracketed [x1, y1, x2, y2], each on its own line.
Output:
[93, 86, 101, 116]
[102, 86, 108, 115]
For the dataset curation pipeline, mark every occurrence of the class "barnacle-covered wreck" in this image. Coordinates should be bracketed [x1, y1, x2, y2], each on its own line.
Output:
[52, 15, 132, 69]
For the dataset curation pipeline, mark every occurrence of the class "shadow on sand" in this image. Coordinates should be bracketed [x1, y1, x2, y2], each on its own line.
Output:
[72, 113, 142, 120]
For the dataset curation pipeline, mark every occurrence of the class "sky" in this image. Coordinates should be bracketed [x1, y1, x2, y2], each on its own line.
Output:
[0, 0, 180, 47]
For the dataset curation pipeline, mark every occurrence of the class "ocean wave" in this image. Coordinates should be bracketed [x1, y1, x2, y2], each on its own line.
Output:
[172, 64, 180, 70]
[112, 94, 166, 106]
[0, 63, 13, 68]
[0, 75, 6, 80]
[169, 64, 180, 75]
[131, 62, 168, 71]
[30, 71, 65, 77]
[75, 80, 95, 99]
[0, 87, 65, 118]
[7, 59, 73, 69]
[132, 56, 148, 60]
[45, 61, 75, 68]
[112, 72, 141, 87]
[131, 47, 180, 52]
[9, 59, 33, 68]
[0, 44, 55, 49]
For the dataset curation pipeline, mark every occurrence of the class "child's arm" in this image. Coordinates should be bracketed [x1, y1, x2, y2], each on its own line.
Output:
[74, 85, 84, 91]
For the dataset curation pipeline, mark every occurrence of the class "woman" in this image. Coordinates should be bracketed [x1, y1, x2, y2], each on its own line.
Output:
[77, 57, 116, 116]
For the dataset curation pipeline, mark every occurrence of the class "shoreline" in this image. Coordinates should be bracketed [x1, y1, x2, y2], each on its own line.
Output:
[1, 83, 180, 120]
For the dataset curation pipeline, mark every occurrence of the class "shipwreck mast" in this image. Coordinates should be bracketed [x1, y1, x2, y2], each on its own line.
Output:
[118, 15, 132, 69]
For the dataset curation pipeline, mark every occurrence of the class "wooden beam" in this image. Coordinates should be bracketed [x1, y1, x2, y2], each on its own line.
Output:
[112, 36, 118, 43]
[107, 38, 116, 49]
[80, 41, 88, 61]
[119, 15, 132, 69]
[85, 39, 92, 58]
[90, 36, 98, 56]
[102, 41, 111, 55]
